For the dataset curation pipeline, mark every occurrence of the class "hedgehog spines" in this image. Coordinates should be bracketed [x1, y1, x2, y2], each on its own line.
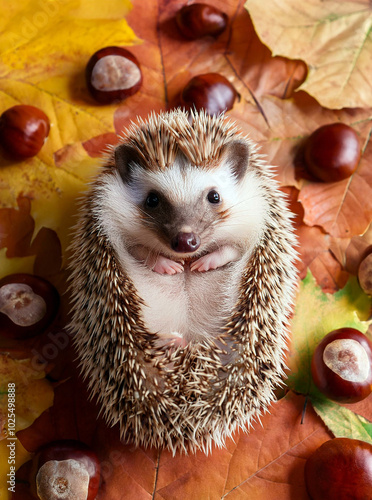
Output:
[68, 109, 298, 455]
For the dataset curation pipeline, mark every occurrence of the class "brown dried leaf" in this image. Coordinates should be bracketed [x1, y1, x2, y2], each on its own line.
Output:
[297, 225, 349, 293]
[0, 196, 62, 278]
[246, 0, 372, 109]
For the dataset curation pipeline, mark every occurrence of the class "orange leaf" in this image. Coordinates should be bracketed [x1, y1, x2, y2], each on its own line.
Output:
[98, 392, 331, 499]
[297, 224, 349, 293]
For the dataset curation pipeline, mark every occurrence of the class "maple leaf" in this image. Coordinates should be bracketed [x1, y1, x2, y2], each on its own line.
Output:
[245, 0, 372, 109]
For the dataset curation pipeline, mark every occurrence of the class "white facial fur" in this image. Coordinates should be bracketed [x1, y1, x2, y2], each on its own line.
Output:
[97, 153, 268, 259]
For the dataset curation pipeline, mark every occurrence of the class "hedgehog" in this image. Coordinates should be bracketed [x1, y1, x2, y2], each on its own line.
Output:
[68, 109, 298, 455]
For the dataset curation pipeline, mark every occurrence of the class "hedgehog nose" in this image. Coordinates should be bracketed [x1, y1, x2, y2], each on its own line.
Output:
[171, 232, 201, 253]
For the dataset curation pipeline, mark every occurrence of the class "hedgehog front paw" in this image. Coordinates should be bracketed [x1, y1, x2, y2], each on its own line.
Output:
[190, 253, 219, 272]
[153, 255, 184, 275]
[190, 246, 241, 272]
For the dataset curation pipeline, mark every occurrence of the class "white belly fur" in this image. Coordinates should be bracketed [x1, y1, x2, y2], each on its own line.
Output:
[118, 251, 246, 344]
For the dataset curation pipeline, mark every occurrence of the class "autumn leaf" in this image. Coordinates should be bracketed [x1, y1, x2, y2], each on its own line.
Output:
[0, 143, 100, 280]
[287, 271, 372, 396]
[297, 224, 349, 293]
[343, 223, 372, 275]
[113, 0, 307, 134]
[0, 354, 53, 500]
[245, 0, 372, 109]
[1, 0, 372, 498]
[151, 392, 331, 500]
[311, 395, 372, 445]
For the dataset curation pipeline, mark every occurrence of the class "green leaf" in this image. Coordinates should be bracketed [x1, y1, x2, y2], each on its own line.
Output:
[311, 394, 372, 445]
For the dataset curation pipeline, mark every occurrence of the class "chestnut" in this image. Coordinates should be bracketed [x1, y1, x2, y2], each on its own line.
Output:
[181, 73, 237, 115]
[305, 438, 372, 500]
[0, 105, 50, 159]
[304, 122, 361, 182]
[358, 252, 372, 295]
[0, 273, 59, 339]
[311, 328, 372, 403]
[33, 440, 100, 500]
[176, 3, 228, 39]
[86, 46, 142, 104]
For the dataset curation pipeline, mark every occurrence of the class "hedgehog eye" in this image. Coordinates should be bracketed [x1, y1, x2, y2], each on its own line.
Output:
[207, 190, 221, 204]
[145, 192, 160, 208]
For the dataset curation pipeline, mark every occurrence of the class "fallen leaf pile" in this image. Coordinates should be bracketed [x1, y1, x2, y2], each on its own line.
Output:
[0, 0, 371, 499]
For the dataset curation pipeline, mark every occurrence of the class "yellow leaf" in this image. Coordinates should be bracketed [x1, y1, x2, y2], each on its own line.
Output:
[245, 0, 372, 109]
[0, 354, 54, 500]
[31, 142, 101, 260]
[0, 142, 100, 269]
[0, 0, 138, 269]
[0, 250, 35, 279]
[0, 0, 134, 74]
[0, 439, 30, 500]
[0, 355, 54, 433]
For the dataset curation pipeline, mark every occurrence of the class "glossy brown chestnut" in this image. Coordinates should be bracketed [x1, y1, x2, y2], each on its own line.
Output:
[176, 3, 228, 39]
[311, 328, 372, 403]
[181, 73, 237, 115]
[86, 46, 142, 104]
[33, 440, 100, 500]
[0, 105, 50, 159]
[305, 438, 372, 500]
[0, 273, 59, 339]
[358, 252, 372, 295]
[304, 122, 361, 182]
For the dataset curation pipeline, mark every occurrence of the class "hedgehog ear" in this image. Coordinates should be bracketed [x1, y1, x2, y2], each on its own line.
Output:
[221, 140, 250, 181]
[115, 143, 143, 183]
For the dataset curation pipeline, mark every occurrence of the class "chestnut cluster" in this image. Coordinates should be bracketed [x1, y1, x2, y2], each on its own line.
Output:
[0, 276, 101, 500]
[0, 4, 370, 500]
[306, 328, 372, 498]
[0, 2, 362, 180]
[84, 3, 235, 114]
[0, 3, 236, 160]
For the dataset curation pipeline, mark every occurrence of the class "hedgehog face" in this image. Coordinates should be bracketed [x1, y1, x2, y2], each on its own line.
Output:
[100, 145, 268, 261]
[127, 156, 237, 256]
